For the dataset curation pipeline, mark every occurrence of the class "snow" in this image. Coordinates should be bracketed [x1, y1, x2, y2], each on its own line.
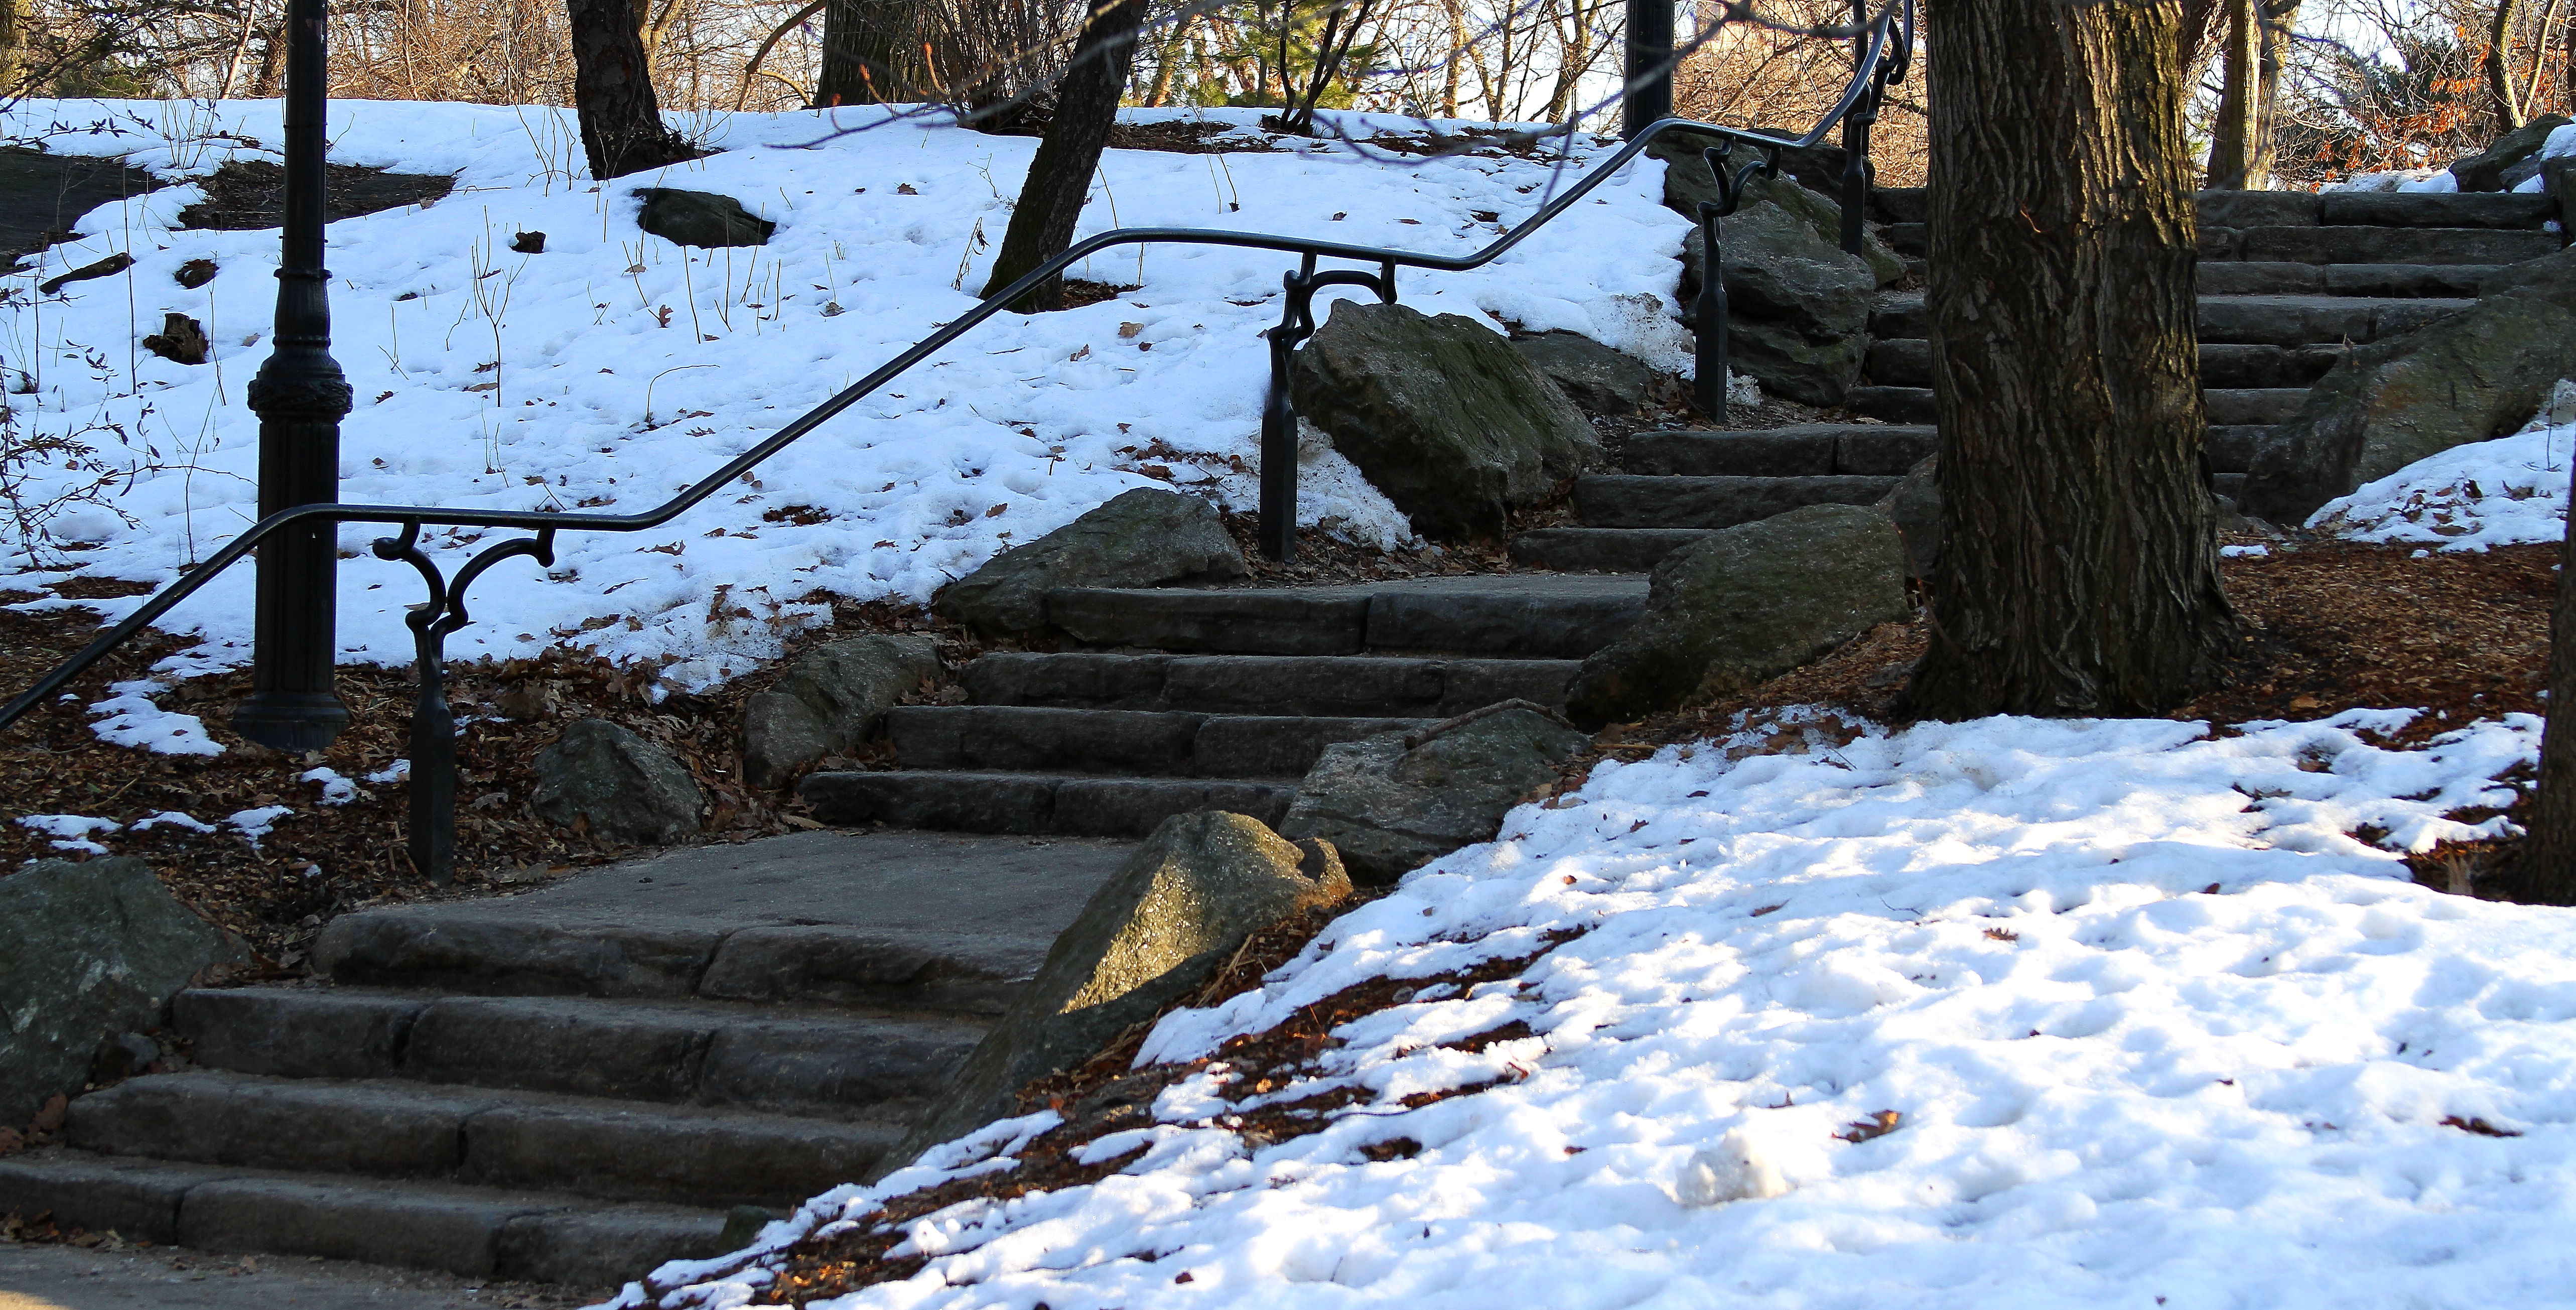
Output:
[16, 813, 118, 854]
[81, 679, 224, 755]
[2310, 380, 2576, 550]
[223, 805, 292, 845]
[627, 707, 2565, 1310]
[0, 99, 1695, 693]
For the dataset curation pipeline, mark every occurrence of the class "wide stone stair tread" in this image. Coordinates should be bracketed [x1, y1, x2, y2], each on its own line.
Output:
[2198, 262, 2504, 298]
[800, 769, 1296, 837]
[1871, 187, 2556, 230]
[1849, 385, 1937, 424]
[68, 1069, 899, 1210]
[1620, 425, 1935, 477]
[2204, 388, 2315, 425]
[1868, 293, 2472, 343]
[1511, 528, 1723, 574]
[0, 1147, 726, 1285]
[1883, 221, 2556, 266]
[1573, 474, 1902, 530]
[887, 704, 1435, 778]
[1868, 339, 2358, 390]
[180, 985, 982, 1117]
[1045, 573, 1648, 660]
[958, 651, 1581, 716]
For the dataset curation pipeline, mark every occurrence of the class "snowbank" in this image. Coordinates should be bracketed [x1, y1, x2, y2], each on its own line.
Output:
[0, 100, 1692, 691]
[2310, 380, 2576, 551]
[627, 707, 2568, 1310]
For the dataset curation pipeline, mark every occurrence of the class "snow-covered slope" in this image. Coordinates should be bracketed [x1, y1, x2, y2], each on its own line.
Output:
[631, 708, 2566, 1310]
[0, 100, 1691, 689]
[2311, 382, 2576, 552]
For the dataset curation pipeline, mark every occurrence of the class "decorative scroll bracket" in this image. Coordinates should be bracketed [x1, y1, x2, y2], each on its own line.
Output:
[1258, 254, 1398, 562]
[1694, 141, 1781, 417]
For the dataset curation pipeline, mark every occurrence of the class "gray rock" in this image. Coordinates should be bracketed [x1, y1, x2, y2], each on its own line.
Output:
[1290, 300, 1602, 540]
[1678, 184, 1877, 407]
[890, 810, 1348, 1162]
[1278, 703, 1590, 883]
[1565, 504, 1912, 728]
[2451, 115, 2573, 193]
[0, 857, 246, 1126]
[935, 488, 1245, 637]
[2243, 247, 2576, 526]
[1511, 330, 1664, 414]
[1650, 134, 1904, 286]
[2546, 155, 2576, 242]
[1877, 453, 1940, 579]
[741, 635, 942, 788]
[635, 189, 775, 248]
[530, 719, 704, 845]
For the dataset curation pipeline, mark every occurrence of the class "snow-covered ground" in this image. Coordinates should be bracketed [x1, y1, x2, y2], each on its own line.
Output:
[2311, 380, 2576, 551]
[0, 99, 1693, 692]
[630, 707, 2569, 1310]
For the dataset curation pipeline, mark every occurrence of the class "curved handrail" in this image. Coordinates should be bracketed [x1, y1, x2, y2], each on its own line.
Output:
[0, 11, 1906, 743]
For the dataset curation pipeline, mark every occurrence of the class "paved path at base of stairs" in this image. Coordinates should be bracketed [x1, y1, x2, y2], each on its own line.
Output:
[0, 1239, 593, 1310]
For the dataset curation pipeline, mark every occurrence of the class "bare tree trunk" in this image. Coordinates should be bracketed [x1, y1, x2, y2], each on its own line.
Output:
[979, 0, 1147, 311]
[819, 0, 926, 104]
[2207, 0, 2257, 187]
[1899, 0, 2236, 719]
[1440, 0, 1463, 114]
[1144, 8, 1197, 106]
[0, 0, 24, 93]
[2250, 0, 2300, 187]
[568, 0, 690, 179]
[2516, 461, 2576, 902]
[2490, 0, 2527, 131]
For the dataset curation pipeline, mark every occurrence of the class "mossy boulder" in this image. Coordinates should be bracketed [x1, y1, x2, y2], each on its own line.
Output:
[936, 488, 1245, 637]
[741, 635, 943, 788]
[1279, 704, 1590, 883]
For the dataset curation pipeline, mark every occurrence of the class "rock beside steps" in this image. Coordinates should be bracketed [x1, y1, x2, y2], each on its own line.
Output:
[1531, 188, 2563, 574]
[0, 832, 1130, 1288]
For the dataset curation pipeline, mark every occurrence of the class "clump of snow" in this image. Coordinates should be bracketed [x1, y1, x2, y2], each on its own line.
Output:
[364, 760, 412, 785]
[2220, 543, 2271, 558]
[628, 708, 2559, 1310]
[2309, 380, 2576, 550]
[2325, 167, 2453, 192]
[83, 679, 224, 755]
[130, 810, 214, 833]
[0, 99, 1693, 692]
[302, 766, 362, 805]
[225, 805, 293, 845]
[17, 813, 119, 854]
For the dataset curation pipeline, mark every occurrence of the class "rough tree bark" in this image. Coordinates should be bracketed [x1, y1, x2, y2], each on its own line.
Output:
[979, 0, 1149, 311]
[2489, 0, 2527, 131]
[2516, 469, 2576, 902]
[2206, 0, 2258, 187]
[2251, 0, 2302, 186]
[819, 0, 931, 105]
[1897, 0, 2237, 720]
[568, 0, 693, 180]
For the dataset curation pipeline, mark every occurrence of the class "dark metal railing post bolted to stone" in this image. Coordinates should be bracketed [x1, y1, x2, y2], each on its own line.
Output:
[0, 6, 1905, 887]
[1623, 0, 1675, 141]
[233, 0, 352, 753]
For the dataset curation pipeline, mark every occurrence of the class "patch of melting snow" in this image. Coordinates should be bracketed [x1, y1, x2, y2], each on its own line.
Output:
[16, 813, 119, 854]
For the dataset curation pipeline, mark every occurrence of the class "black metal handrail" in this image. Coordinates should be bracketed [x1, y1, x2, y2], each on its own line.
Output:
[0, 6, 1910, 881]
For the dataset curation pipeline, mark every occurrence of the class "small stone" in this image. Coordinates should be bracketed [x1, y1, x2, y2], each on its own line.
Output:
[888, 810, 1348, 1164]
[174, 258, 218, 289]
[1876, 453, 1940, 579]
[87, 1031, 160, 1088]
[510, 231, 546, 253]
[741, 634, 942, 788]
[1565, 503, 1911, 728]
[1510, 331, 1664, 414]
[37, 251, 133, 296]
[635, 189, 775, 248]
[1290, 300, 1601, 540]
[141, 313, 209, 365]
[1279, 703, 1591, 883]
[0, 857, 246, 1126]
[936, 488, 1244, 638]
[530, 719, 704, 845]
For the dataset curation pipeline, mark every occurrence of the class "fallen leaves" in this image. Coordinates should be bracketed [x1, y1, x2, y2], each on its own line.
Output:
[1836, 1110, 1903, 1143]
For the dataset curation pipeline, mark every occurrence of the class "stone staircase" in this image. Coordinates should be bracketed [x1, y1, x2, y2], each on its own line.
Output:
[1516, 188, 2562, 574]
[0, 830, 1125, 1288]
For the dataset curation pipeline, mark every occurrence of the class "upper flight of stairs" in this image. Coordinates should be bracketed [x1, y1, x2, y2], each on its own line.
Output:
[1514, 188, 2565, 574]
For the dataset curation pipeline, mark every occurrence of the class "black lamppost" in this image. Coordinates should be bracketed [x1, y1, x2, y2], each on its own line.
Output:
[232, 0, 352, 752]
[1623, 0, 1674, 139]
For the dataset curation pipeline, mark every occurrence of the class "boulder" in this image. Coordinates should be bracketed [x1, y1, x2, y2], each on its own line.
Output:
[2546, 155, 2576, 240]
[935, 488, 1245, 637]
[1511, 330, 1663, 414]
[1278, 703, 1591, 883]
[2451, 115, 2573, 193]
[0, 857, 246, 1126]
[1291, 300, 1602, 540]
[741, 634, 942, 788]
[890, 810, 1348, 1163]
[1678, 184, 1877, 407]
[1877, 453, 1940, 580]
[531, 718, 704, 844]
[1650, 134, 1905, 286]
[635, 189, 775, 248]
[2242, 248, 2576, 526]
[1565, 504, 1911, 728]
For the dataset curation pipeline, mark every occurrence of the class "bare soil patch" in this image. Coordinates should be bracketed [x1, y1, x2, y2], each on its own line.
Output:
[177, 159, 456, 231]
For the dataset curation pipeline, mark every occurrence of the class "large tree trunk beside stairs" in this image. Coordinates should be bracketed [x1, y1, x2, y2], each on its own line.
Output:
[1898, 0, 2237, 720]
[979, 0, 1149, 312]
[569, 0, 692, 180]
[2511, 464, 2576, 903]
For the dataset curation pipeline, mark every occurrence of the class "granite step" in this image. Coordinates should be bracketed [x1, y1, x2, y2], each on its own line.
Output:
[1866, 338, 2355, 390]
[886, 704, 1433, 778]
[1623, 424, 2265, 476]
[1572, 474, 1901, 530]
[0, 1148, 726, 1286]
[800, 770, 1297, 837]
[1880, 217, 2556, 264]
[1510, 528, 1721, 574]
[1869, 186, 2556, 231]
[1043, 574, 1649, 660]
[67, 1070, 899, 1211]
[2196, 262, 2503, 298]
[957, 652, 1581, 716]
[1853, 386, 2309, 427]
[1866, 293, 2470, 343]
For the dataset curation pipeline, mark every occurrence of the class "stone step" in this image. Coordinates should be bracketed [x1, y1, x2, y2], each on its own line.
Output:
[1871, 187, 2556, 231]
[2197, 262, 2503, 298]
[175, 986, 983, 1119]
[1510, 528, 1720, 574]
[1627, 424, 2266, 475]
[957, 652, 1580, 716]
[1881, 222, 2555, 265]
[2216, 472, 2247, 501]
[1855, 386, 2307, 427]
[1573, 474, 1901, 530]
[800, 770, 1295, 837]
[67, 1070, 893, 1211]
[1865, 338, 2357, 390]
[1621, 425, 1936, 476]
[887, 705, 1430, 778]
[1044, 574, 1649, 660]
[0, 1147, 724, 1286]
[1867, 294, 2469, 344]
[300, 828, 1121, 1011]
